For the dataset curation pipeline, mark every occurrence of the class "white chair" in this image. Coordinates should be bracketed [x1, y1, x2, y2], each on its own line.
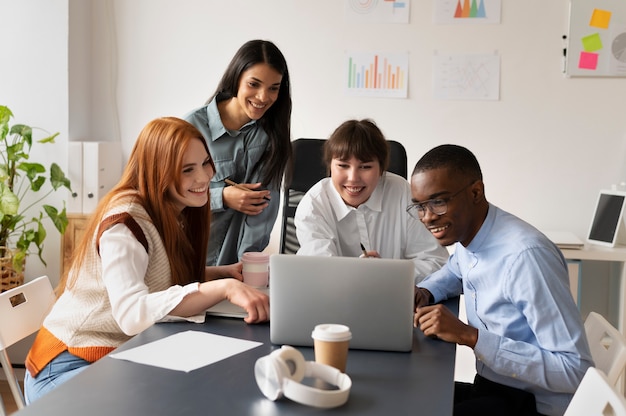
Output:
[585, 311, 626, 387]
[565, 367, 626, 416]
[0, 276, 55, 413]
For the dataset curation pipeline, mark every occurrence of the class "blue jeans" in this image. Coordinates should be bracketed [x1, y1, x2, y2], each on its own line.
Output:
[24, 351, 90, 404]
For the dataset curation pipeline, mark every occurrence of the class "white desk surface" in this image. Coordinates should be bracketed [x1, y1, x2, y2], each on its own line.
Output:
[560, 244, 626, 262]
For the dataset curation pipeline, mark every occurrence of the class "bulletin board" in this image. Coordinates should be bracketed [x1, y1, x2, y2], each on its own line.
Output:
[567, 0, 626, 77]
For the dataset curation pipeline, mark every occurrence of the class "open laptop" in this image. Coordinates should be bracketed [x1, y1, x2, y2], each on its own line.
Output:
[269, 254, 415, 352]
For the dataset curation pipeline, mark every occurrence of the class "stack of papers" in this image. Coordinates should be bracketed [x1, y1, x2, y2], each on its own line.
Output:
[543, 231, 584, 250]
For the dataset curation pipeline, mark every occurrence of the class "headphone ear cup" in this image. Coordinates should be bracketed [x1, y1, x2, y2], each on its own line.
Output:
[274, 345, 306, 382]
[255, 353, 288, 401]
[255, 346, 306, 401]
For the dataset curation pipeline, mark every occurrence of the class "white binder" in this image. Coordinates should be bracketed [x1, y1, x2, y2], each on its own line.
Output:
[81, 141, 122, 213]
[67, 141, 83, 213]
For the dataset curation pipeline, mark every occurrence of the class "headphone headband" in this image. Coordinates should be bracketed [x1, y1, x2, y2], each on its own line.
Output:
[255, 346, 351, 408]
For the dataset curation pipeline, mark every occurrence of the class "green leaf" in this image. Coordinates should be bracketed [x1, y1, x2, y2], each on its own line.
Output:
[38, 132, 59, 144]
[0, 185, 19, 216]
[10, 124, 32, 148]
[50, 163, 72, 191]
[44, 204, 68, 234]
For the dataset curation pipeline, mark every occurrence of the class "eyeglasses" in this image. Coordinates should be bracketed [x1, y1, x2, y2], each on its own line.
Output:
[406, 181, 475, 220]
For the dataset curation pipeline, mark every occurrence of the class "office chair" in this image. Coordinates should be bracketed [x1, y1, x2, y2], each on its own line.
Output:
[0, 276, 55, 413]
[279, 139, 327, 254]
[584, 311, 626, 387]
[564, 367, 626, 416]
[387, 140, 408, 179]
[278, 138, 409, 254]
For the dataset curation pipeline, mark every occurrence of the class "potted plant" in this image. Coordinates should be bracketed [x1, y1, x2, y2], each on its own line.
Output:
[0, 104, 71, 291]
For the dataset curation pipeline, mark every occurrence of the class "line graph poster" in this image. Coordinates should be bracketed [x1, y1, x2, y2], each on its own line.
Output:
[433, 0, 502, 25]
[345, 51, 409, 98]
[567, 0, 626, 77]
[345, 0, 410, 24]
[433, 52, 500, 100]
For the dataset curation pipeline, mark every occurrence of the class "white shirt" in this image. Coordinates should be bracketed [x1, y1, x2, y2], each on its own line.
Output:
[294, 172, 449, 282]
[99, 224, 200, 335]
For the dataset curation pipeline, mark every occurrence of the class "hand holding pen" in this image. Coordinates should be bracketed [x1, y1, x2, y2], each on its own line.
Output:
[360, 243, 380, 258]
[223, 179, 271, 216]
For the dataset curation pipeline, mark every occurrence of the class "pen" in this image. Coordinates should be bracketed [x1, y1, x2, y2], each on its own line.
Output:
[360, 243, 369, 258]
[224, 179, 270, 201]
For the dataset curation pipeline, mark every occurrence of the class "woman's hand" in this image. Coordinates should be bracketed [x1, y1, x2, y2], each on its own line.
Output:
[222, 182, 270, 215]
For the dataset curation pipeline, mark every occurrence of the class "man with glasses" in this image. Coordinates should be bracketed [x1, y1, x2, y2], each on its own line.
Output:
[410, 145, 592, 416]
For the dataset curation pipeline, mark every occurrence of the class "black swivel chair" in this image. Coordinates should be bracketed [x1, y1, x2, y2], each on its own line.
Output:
[279, 138, 408, 254]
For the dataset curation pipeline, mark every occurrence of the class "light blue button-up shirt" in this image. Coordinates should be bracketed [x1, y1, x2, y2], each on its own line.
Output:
[185, 96, 279, 266]
[419, 204, 593, 416]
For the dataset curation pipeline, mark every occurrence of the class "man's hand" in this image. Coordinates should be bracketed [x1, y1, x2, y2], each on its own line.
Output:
[414, 287, 433, 309]
[414, 304, 478, 348]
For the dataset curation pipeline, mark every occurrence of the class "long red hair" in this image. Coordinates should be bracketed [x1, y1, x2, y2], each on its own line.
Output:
[60, 117, 213, 294]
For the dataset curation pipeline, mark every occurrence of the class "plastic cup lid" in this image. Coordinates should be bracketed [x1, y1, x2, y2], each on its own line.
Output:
[311, 323, 352, 342]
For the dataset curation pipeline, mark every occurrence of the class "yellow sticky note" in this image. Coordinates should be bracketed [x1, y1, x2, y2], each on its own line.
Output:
[589, 9, 611, 29]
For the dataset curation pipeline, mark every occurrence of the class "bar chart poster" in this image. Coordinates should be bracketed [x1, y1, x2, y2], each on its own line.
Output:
[432, 52, 500, 100]
[345, 0, 410, 24]
[433, 0, 502, 24]
[345, 51, 409, 98]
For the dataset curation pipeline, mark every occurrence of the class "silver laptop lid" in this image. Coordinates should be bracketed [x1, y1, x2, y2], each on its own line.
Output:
[269, 254, 415, 352]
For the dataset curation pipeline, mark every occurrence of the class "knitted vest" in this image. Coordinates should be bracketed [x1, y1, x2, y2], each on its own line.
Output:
[26, 192, 172, 376]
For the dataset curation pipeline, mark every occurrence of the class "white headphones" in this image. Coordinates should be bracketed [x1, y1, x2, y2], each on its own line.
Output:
[254, 345, 352, 408]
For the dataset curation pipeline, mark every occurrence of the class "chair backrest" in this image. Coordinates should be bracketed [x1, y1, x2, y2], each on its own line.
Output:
[280, 139, 327, 254]
[388, 140, 408, 179]
[0, 275, 55, 350]
[564, 367, 626, 416]
[0, 275, 55, 411]
[279, 138, 409, 254]
[584, 311, 626, 386]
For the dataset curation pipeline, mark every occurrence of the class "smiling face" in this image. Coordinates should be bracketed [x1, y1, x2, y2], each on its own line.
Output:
[330, 156, 381, 208]
[410, 167, 485, 247]
[234, 63, 282, 122]
[168, 138, 214, 213]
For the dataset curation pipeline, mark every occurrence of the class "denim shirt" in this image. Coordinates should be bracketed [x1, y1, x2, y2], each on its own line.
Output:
[185, 96, 279, 266]
[419, 204, 593, 416]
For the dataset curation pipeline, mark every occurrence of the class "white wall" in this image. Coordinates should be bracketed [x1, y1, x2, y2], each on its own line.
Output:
[0, 0, 68, 284]
[107, 0, 626, 252]
[3, 0, 626, 277]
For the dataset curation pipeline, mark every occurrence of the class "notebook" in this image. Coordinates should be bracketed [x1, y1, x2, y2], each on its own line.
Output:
[269, 254, 416, 352]
[206, 287, 269, 318]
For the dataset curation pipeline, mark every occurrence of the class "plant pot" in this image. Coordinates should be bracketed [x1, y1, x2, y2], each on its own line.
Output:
[0, 246, 25, 292]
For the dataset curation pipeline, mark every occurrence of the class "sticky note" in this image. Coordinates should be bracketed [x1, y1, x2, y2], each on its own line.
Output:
[581, 33, 603, 52]
[578, 51, 599, 70]
[589, 9, 611, 29]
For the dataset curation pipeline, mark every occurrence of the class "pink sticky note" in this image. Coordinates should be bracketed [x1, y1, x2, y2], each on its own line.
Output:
[578, 51, 598, 70]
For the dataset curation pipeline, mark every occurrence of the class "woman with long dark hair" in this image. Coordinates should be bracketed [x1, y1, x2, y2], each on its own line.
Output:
[185, 39, 292, 265]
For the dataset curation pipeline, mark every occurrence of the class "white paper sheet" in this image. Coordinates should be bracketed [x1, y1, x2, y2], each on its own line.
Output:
[109, 330, 262, 372]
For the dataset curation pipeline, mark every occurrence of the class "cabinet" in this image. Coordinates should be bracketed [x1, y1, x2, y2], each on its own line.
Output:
[60, 214, 90, 278]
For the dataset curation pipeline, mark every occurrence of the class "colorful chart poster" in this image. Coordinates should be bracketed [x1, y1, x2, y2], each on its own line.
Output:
[344, 51, 409, 98]
[433, 0, 502, 25]
[567, 0, 626, 77]
[345, 0, 410, 24]
[432, 52, 500, 100]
